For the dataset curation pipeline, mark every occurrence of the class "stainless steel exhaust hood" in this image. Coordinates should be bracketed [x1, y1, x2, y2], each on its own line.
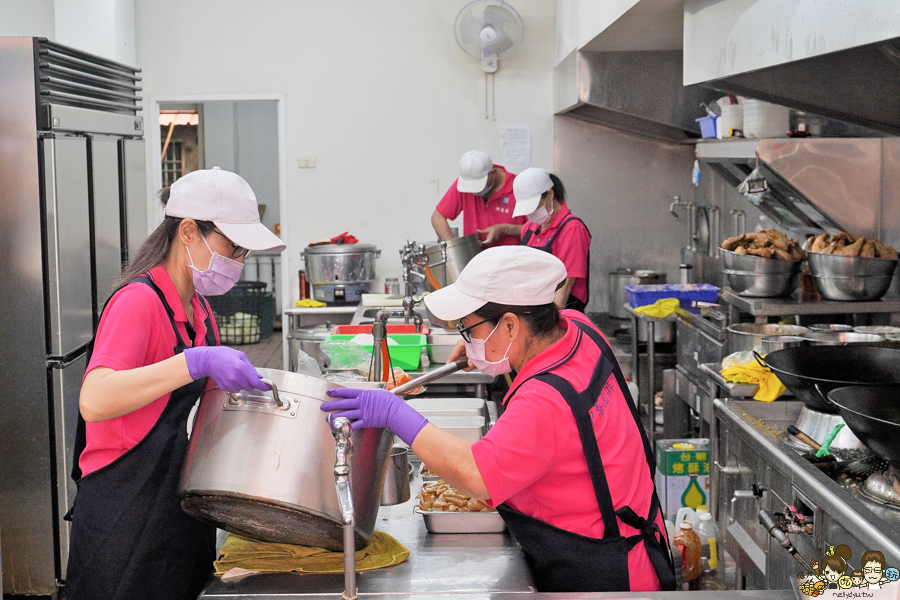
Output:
[703, 41, 900, 137]
[696, 138, 893, 241]
[554, 50, 720, 144]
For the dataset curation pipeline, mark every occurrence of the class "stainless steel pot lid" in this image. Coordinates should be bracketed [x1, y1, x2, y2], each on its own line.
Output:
[304, 243, 379, 255]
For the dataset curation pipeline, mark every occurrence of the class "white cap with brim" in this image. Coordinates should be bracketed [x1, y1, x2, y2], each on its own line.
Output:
[165, 167, 286, 252]
[456, 150, 493, 194]
[512, 167, 554, 217]
[424, 246, 568, 321]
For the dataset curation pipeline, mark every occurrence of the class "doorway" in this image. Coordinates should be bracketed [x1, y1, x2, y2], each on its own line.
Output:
[149, 95, 288, 367]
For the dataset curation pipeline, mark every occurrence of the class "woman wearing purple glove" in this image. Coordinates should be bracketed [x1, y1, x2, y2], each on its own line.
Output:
[67, 168, 285, 600]
[322, 246, 674, 594]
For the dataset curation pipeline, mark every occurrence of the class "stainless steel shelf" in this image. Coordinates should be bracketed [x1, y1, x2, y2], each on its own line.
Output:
[721, 288, 900, 318]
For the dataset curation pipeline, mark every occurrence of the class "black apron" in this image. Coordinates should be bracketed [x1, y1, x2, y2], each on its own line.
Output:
[521, 215, 591, 312]
[65, 275, 217, 600]
[496, 320, 676, 593]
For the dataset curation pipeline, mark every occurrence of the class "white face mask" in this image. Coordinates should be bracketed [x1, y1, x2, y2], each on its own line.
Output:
[464, 320, 512, 376]
[186, 235, 244, 296]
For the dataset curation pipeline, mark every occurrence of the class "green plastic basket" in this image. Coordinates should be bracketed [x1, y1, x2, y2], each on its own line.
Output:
[325, 334, 426, 370]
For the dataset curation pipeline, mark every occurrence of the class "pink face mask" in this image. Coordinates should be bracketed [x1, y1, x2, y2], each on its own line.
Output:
[527, 205, 554, 225]
[464, 321, 512, 376]
[186, 236, 244, 296]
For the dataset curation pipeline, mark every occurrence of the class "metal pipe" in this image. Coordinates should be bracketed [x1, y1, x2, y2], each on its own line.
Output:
[759, 509, 817, 576]
[331, 417, 357, 600]
[647, 320, 656, 449]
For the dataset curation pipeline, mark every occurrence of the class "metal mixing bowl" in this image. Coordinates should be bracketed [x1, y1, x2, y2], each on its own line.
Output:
[807, 251, 898, 301]
[720, 248, 802, 273]
[799, 331, 887, 346]
[723, 269, 800, 297]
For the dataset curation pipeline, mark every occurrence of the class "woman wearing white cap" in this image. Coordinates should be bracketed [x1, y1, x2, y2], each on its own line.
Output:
[488, 168, 592, 311]
[321, 246, 675, 593]
[66, 168, 286, 600]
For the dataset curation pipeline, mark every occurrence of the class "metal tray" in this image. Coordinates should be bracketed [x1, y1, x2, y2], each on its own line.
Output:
[414, 507, 506, 533]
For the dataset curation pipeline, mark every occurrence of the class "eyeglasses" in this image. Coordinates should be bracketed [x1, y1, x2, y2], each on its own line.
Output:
[206, 228, 253, 259]
[864, 568, 883, 574]
[457, 318, 492, 343]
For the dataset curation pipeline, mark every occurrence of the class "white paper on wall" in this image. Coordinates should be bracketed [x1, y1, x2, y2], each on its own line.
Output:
[501, 125, 532, 172]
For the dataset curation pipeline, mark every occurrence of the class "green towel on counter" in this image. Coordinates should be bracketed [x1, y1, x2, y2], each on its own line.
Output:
[214, 530, 409, 577]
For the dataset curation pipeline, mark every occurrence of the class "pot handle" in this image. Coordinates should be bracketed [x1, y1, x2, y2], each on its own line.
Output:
[753, 350, 767, 368]
[813, 383, 833, 406]
[227, 378, 284, 409]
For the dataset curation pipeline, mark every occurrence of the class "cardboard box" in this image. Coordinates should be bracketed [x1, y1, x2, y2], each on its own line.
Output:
[655, 438, 711, 520]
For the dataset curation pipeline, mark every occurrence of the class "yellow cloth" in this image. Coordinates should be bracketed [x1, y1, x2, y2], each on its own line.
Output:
[720, 361, 786, 403]
[633, 298, 688, 319]
[214, 531, 409, 576]
[295, 298, 327, 308]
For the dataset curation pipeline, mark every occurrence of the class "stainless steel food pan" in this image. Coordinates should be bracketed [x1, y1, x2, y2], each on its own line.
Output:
[414, 507, 506, 533]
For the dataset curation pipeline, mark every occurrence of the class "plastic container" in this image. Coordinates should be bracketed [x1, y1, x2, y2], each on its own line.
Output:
[697, 511, 719, 575]
[696, 115, 717, 139]
[625, 283, 720, 308]
[206, 281, 268, 345]
[717, 103, 743, 138]
[325, 333, 426, 370]
[673, 521, 702, 590]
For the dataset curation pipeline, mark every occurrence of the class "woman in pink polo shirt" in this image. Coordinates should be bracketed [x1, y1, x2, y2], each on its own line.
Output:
[66, 168, 285, 600]
[321, 246, 675, 593]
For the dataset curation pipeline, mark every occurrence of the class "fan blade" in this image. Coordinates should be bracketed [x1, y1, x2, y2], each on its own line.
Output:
[483, 4, 516, 29]
[456, 10, 484, 58]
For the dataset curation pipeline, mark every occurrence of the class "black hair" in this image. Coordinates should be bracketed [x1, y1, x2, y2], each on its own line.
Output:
[541, 173, 567, 204]
[114, 187, 214, 289]
[474, 301, 561, 338]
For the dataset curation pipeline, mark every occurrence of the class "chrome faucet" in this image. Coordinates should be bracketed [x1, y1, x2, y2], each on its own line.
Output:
[663, 191, 686, 220]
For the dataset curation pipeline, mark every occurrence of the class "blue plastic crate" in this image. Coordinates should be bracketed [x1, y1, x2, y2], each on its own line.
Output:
[625, 283, 720, 308]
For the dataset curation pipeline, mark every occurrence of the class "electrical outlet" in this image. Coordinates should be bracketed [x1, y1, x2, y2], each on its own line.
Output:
[298, 157, 317, 168]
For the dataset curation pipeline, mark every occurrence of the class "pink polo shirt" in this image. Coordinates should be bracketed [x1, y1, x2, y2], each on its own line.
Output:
[80, 265, 219, 477]
[521, 205, 591, 303]
[472, 311, 665, 592]
[435, 165, 526, 247]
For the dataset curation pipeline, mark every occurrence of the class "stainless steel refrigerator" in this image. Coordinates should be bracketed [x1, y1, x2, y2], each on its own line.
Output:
[0, 37, 147, 595]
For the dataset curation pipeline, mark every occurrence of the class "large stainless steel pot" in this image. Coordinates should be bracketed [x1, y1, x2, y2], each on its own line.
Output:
[178, 368, 393, 551]
[303, 243, 381, 285]
[609, 269, 665, 319]
[727, 323, 810, 354]
[424, 234, 482, 291]
[288, 323, 332, 371]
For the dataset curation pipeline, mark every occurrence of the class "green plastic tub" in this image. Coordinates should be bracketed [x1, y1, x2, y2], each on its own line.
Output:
[325, 334, 426, 371]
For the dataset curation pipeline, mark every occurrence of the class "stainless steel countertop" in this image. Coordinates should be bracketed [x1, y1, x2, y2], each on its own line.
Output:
[197, 476, 794, 598]
[198, 478, 531, 598]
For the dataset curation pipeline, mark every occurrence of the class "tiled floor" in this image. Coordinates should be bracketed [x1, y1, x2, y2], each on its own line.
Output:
[240, 329, 285, 369]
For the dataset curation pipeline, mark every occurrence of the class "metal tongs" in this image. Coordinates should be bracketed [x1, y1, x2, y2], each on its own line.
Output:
[388, 356, 470, 396]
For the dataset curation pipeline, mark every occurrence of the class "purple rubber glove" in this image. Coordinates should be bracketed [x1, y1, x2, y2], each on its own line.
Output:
[321, 388, 429, 446]
[183, 346, 269, 393]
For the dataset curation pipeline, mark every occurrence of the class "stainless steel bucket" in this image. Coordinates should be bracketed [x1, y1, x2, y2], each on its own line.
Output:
[727, 323, 810, 354]
[424, 234, 483, 290]
[178, 368, 393, 551]
[609, 269, 665, 319]
[379, 447, 410, 506]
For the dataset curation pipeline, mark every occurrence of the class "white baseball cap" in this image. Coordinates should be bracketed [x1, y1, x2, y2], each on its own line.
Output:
[512, 167, 554, 217]
[424, 246, 568, 320]
[165, 167, 286, 252]
[456, 150, 494, 194]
